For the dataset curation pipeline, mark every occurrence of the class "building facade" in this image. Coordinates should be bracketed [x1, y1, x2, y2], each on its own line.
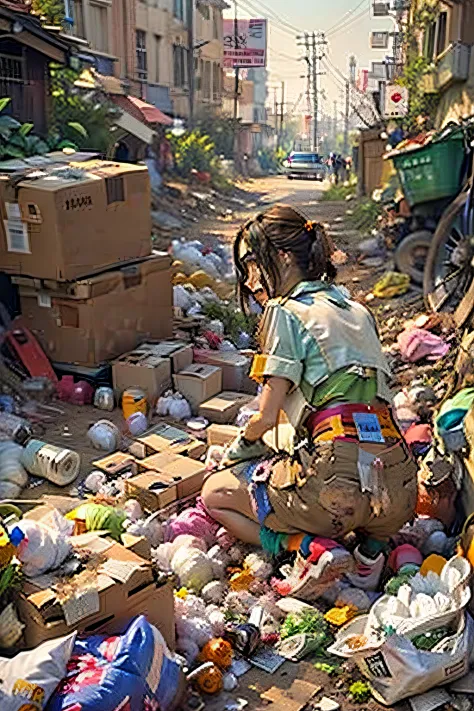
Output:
[418, 0, 474, 126]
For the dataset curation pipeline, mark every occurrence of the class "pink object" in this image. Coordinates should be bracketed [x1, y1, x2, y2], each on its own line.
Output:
[397, 328, 450, 363]
[404, 423, 432, 445]
[165, 497, 219, 546]
[387, 544, 423, 572]
[58, 376, 94, 405]
[308, 536, 341, 564]
[216, 527, 236, 551]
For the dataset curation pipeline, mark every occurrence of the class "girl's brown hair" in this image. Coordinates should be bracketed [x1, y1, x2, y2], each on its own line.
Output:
[234, 203, 336, 312]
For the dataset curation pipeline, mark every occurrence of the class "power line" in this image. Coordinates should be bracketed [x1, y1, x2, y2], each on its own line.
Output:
[324, 0, 367, 35]
[326, 3, 370, 38]
[236, 0, 299, 37]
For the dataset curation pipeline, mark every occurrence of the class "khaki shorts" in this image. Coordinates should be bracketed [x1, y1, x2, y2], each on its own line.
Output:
[267, 438, 418, 540]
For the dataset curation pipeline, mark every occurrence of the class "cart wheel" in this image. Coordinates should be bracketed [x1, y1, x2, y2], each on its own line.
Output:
[394, 230, 433, 285]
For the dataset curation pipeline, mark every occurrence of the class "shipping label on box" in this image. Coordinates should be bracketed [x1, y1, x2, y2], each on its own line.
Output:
[5, 202, 30, 254]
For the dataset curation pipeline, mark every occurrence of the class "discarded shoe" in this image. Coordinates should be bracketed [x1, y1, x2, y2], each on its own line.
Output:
[274, 548, 354, 602]
[346, 546, 385, 591]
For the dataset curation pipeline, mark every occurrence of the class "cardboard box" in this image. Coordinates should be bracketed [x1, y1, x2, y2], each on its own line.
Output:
[17, 535, 175, 649]
[113, 346, 172, 401]
[199, 391, 253, 424]
[93, 451, 138, 475]
[120, 532, 152, 560]
[129, 422, 206, 460]
[125, 472, 178, 512]
[193, 349, 257, 394]
[18, 254, 173, 366]
[173, 363, 222, 413]
[0, 160, 151, 281]
[137, 452, 206, 500]
[207, 424, 240, 447]
[140, 340, 193, 374]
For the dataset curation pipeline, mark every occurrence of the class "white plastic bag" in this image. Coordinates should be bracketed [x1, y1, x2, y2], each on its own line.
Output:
[0, 633, 76, 710]
[330, 613, 474, 705]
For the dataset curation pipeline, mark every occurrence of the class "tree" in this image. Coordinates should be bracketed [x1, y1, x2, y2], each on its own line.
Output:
[49, 65, 120, 154]
[31, 0, 65, 25]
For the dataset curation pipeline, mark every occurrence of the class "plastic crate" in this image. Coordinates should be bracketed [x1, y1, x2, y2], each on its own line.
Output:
[392, 132, 465, 207]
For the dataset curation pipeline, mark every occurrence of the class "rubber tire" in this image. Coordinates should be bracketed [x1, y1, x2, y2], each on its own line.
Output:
[423, 187, 470, 312]
[394, 230, 433, 285]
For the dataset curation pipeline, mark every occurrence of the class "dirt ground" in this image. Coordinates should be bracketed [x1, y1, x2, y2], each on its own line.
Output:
[22, 176, 410, 711]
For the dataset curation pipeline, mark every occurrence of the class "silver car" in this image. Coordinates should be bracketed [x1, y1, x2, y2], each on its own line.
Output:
[283, 152, 327, 181]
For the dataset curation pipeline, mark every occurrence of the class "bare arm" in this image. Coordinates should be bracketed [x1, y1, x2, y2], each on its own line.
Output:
[242, 377, 291, 442]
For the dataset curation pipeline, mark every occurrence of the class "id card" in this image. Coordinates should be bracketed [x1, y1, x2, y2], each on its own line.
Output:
[353, 412, 385, 443]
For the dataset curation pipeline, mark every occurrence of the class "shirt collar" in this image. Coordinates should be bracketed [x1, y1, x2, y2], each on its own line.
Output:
[288, 280, 348, 304]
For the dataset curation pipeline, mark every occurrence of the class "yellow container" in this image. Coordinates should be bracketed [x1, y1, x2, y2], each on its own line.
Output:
[122, 387, 148, 420]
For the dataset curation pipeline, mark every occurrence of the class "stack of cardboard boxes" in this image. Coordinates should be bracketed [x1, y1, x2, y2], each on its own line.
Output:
[0, 156, 173, 366]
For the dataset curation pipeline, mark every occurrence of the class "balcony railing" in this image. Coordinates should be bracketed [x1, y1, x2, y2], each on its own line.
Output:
[424, 42, 471, 93]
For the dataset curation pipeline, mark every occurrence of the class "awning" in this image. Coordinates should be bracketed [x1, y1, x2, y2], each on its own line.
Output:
[127, 96, 174, 126]
[115, 111, 154, 145]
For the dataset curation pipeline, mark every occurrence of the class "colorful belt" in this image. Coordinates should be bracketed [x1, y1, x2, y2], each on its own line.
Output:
[306, 403, 401, 443]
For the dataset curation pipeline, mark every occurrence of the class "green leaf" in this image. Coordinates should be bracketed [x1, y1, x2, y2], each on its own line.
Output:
[19, 123, 34, 137]
[0, 115, 21, 131]
[68, 121, 88, 138]
[0, 97, 11, 114]
[5, 145, 26, 159]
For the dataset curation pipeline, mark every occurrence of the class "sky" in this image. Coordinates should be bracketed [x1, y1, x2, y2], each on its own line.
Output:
[223, 0, 394, 118]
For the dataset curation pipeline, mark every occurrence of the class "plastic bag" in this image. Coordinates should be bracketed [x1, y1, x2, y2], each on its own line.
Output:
[0, 633, 76, 711]
[330, 613, 474, 705]
[65, 503, 126, 542]
[87, 420, 120, 452]
[47, 616, 184, 711]
[17, 518, 72, 578]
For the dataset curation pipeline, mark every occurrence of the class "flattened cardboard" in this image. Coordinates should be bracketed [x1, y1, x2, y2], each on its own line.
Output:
[193, 349, 257, 394]
[0, 160, 152, 281]
[18, 254, 173, 366]
[125, 472, 178, 512]
[137, 452, 206, 499]
[113, 346, 172, 401]
[173, 363, 222, 414]
[199, 391, 253, 424]
[17, 536, 175, 649]
[129, 422, 206, 460]
[207, 424, 240, 447]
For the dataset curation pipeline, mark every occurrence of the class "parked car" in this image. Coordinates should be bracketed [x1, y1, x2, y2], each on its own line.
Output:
[282, 152, 327, 181]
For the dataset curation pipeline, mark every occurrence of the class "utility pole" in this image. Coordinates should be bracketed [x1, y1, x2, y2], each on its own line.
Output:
[233, 0, 239, 121]
[343, 80, 350, 157]
[187, 0, 195, 126]
[333, 99, 337, 151]
[311, 32, 318, 153]
[279, 81, 285, 142]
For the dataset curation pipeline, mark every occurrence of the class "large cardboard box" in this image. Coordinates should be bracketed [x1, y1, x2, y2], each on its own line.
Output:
[113, 347, 172, 401]
[193, 349, 257, 394]
[18, 254, 173, 366]
[199, 391, 253, 424]
[17, 534, 175, 649]
[0, 160, 151, 281]
[173, 363, 222, 413]
[137, 452, 206, 500]
[125, 472, 178, 512]
[129, 422, 206, 461]
[207, 424, 240, 447]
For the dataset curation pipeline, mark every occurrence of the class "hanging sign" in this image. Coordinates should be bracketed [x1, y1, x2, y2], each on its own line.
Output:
[223, 18, 268, 68]
[384, 83, 409, 117]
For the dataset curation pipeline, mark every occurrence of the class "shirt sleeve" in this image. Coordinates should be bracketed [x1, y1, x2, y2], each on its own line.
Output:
[250, 301, 305, 388]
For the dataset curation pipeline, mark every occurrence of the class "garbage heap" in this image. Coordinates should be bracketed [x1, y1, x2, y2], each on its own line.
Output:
[2, 170, 474, 710]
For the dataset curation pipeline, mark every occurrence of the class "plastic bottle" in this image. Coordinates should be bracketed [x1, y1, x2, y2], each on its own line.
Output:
[121, 387, 148, 420]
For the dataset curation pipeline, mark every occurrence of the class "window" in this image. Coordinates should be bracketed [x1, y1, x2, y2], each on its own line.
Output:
[72, 0, 85, 37]
[136, 30, 147, 80]
[173, 45, 187, 88]
[89, 3, 109, 53]
[154, 35, 161, 83]
[173, 0, 184, 21]
[203, 60, 211, 99]
[424, 22, 436, 59]
[212, 8, 219, 39]
[436, 11, 448, 57]
[212, 62, 221, 100]
[198, 3, 210, 20]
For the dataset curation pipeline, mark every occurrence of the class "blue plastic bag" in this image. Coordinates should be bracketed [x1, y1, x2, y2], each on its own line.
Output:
[47, 616, 183, 711]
